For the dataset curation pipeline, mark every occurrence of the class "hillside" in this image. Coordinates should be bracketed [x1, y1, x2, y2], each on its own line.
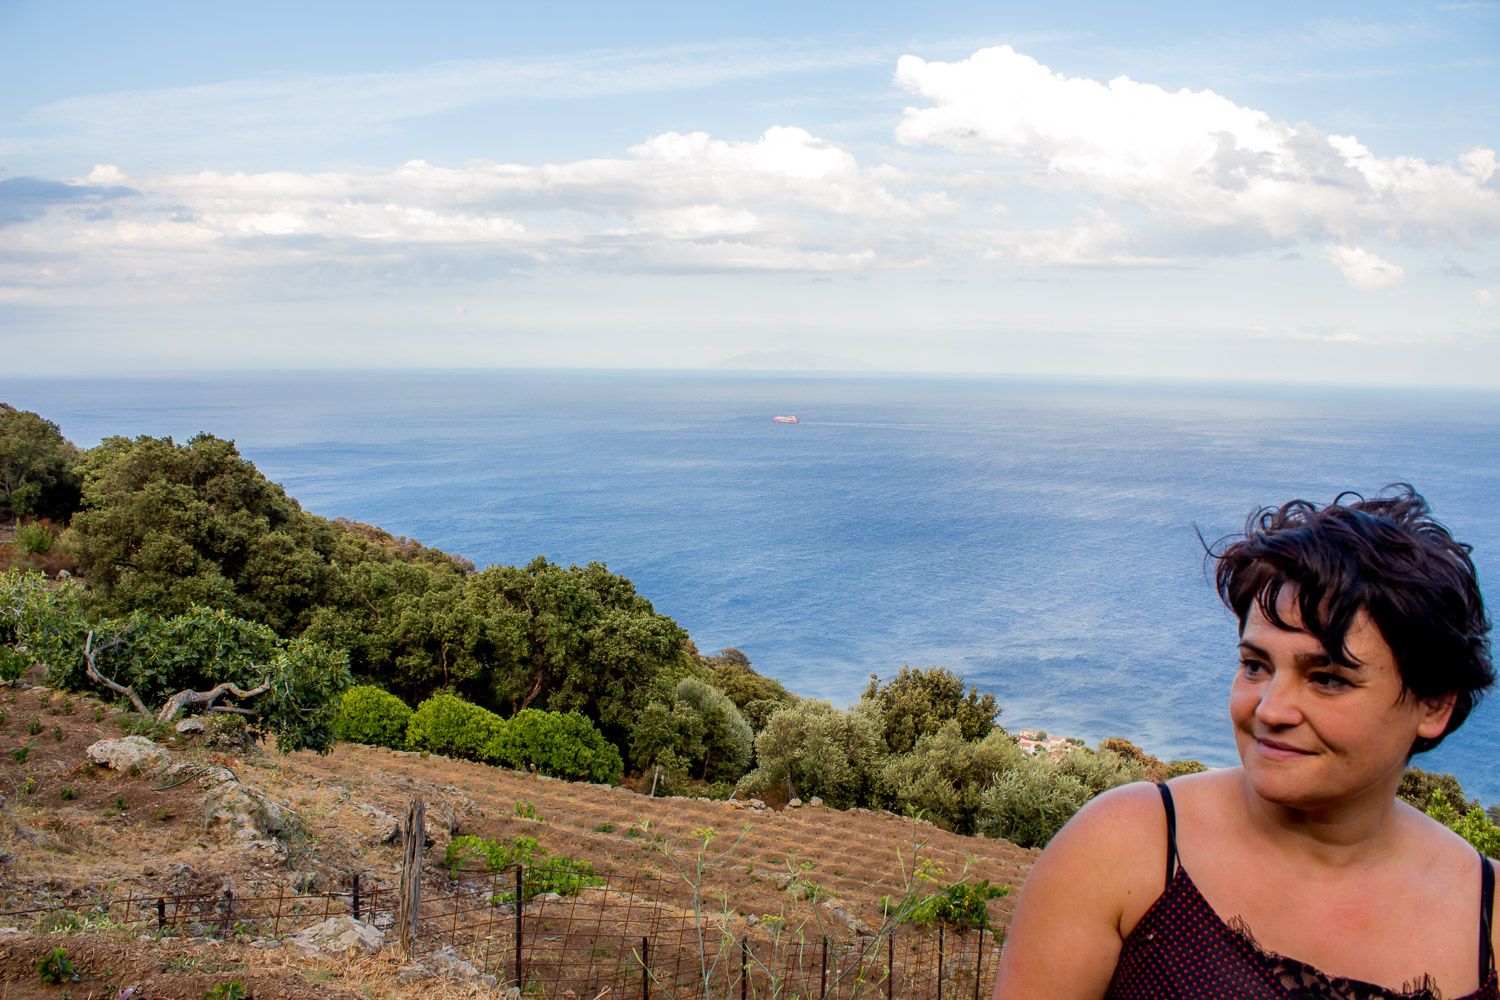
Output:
[0, 679, 1034, 998]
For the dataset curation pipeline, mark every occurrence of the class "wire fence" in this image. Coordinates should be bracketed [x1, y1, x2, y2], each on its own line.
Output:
[0, 864, 1000, 999]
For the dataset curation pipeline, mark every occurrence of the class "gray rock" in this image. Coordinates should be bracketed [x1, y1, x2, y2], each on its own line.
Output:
[809, 796, 824, 807]
[356, 803, 400, 844]
[821, 899, 874, 937]
[787, 798, 802, 808]
[287, 915, 384, 957]
[201, 781, 293, 837]
[174, 717, 206, 735]
[86, 736, 169, 774]
[426, 945, 499, 987]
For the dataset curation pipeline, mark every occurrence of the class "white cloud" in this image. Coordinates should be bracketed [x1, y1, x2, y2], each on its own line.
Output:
[1324, 244, 1406, 289]
[5, 126, 941, 297]
[892, 46, 1500, 258]
[1478, 289, 1496, 308]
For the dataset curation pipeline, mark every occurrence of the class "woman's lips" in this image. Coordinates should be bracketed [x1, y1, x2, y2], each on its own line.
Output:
[1256, 737, 1316, 760]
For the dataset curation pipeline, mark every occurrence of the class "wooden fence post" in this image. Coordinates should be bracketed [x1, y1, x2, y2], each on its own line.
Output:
[396, 795, 424, 960]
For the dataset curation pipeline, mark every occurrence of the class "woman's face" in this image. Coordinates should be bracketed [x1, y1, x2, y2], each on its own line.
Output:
[1229, 586, 1454, 810]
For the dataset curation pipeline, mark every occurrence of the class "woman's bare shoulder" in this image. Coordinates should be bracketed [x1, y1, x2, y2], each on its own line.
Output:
[1032, 780, 1174, 912]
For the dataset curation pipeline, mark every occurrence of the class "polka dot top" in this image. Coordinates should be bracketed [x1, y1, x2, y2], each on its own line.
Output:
[1105, 783, 1498, 1000]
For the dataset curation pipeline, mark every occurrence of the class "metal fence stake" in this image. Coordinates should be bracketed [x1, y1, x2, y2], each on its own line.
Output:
[641, 936, 650, 1000]
[156, 897, 166, 931]
[515, 866, 525, 988]
[973, 930, 985, 1000]
[887, 931, 894, 1000]
[937, 925, 945, 1000]
[741, 938, 749, 1000]
[820, 937, 828, 998]
[351, 872, 361, 920]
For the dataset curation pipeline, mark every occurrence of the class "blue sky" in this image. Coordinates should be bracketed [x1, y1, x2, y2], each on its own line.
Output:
[2, 1, 1497, 383]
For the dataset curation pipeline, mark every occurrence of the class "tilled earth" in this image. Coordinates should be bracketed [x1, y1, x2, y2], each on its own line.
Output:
[0, 682, 1038, 997]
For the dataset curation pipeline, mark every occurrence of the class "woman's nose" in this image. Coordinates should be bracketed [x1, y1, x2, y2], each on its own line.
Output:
[1255, 674, 1303, 727]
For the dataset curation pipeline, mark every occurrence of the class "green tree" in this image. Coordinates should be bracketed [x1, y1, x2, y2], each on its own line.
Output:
[0, 405, 81, 522]
[63, 433, 337, 631]
[633, 677, 753, 783]
[20, 597, 350, 753]
[879, 722, 1023, 834]
[861, 666, 999, 754]
[0, 570, 88, 681]
[701, 648, 794, 731]
[405, 692, 506, 762]
[977, 755, 1091, 849]
[740, 700, 885, 808]
[1398, 767, 1478, 814]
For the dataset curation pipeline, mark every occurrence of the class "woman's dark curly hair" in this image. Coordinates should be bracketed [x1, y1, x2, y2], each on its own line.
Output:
[1213, 484, 1493, 753]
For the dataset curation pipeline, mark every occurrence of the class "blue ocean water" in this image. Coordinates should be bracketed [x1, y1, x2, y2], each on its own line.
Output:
[4, 370, 1498, 802]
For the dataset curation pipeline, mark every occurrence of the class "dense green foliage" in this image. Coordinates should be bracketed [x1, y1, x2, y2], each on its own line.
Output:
[489, 707, 623, 784]
[331, 684, 413, 749]
[445, 833, 604, 900]
[1426, 790, 1500, 857]
[403, 692, 622, 783]
[65, 433, 338, 632]
[55, 430, 691, 758]
[977, 755, 1092, 849]
[1398, 767, 1480, 814]
[0, 571, 349, 753]
[879, 723, 1023, 834]
[861, 666, 999, 754]
[740, 700, 885, 808]
[0, 571, 86, 681]
[632, 676, 752, 783]
[899, 878, 1010, 935]
[701, 648, 795, 731]
[405, 692, 506, 762]
[0, 404, 81, 522]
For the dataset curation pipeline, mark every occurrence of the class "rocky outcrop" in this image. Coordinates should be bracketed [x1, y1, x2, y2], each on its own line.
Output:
[85, 736, 169, 774]
[86, 737, 294, 844]
[287, 915, 384, 957]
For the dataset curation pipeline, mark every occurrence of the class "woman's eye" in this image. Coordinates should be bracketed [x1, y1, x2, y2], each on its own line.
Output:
[1238, 659, 1267, 676]
[1311, 672, 1353, 690]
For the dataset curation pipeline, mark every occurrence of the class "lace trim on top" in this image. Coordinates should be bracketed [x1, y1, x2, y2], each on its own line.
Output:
[1184, 869, 1498, 1000]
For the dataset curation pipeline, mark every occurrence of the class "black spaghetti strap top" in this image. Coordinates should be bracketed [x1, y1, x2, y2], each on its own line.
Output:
[1105, 783, 1499, 1000]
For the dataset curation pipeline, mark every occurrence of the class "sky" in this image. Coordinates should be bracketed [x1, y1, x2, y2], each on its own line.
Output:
[2, 1, 1498, 384]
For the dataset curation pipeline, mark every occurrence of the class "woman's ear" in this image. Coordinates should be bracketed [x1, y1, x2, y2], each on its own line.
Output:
[1415, 691, 1457, 741]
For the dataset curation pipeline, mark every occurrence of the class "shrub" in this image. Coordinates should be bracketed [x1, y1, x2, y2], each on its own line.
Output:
[488, 708, 623, 784]
[1426, 789, 1500, 857]
[861, 666, 999, 754]
[332, 685, 412, 749]
[1399, 767, 1478, 814]
[879, 723, 1023, 834]
[738, 700, 886, 809]
[14, 522, 53, 555]
[977, 755, 1091, 849]
[1054, 747, 1148, 797]
[405, 692, 506, 763]
[36, 946, 75, 984]
[1165, 758, 1208, 778]
[444, 833, 604, 900]
[898, 878, 1010, 935]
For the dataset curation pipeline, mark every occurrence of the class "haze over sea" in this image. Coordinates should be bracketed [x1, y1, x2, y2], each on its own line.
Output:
[6, 370, 1497, 803]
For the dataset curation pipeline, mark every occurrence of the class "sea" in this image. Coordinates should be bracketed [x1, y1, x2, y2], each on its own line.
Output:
[3, 370, 1497, 803]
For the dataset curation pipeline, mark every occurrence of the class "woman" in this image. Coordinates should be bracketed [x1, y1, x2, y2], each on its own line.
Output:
[994, 487, 1497, 999]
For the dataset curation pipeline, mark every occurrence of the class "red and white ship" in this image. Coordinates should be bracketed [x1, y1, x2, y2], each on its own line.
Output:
[772, 415, 800, 424]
